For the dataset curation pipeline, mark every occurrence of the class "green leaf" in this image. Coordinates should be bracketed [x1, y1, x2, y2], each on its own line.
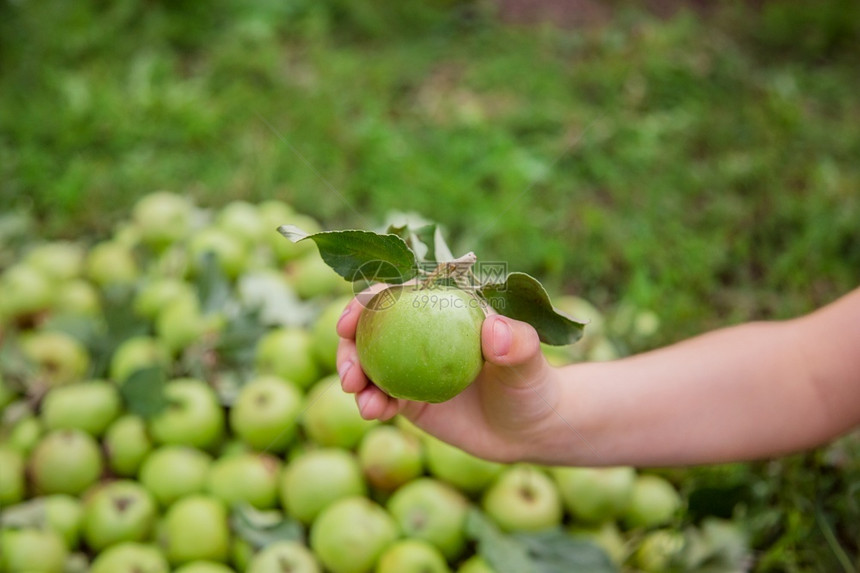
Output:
[466, 509, 617, 573]
[513, 530, 619, 573]
[231, 503, 304, 550]
[278, 226, 417, 284]
[119, 366, 170, 419]
[479, 272, 586, 345]
[466, 509, 535, 573]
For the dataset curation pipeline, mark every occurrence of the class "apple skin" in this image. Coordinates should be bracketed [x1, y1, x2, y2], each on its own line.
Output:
[423, 435, 502, 495]
[0, 445, 25, 506]
[286, 254, 351, 300]
[481, 465, 563, 533]
[215, 200, 266, 247]
[132, 191, 194, 250]
[229, 375, 304, 453]
[309, 496, 399, 573]
[550, 466, 636, 524]
[155, 295, 222, 355]
[54, 279, 102, 317]
[0, 527, 68, 573]
[148, 378, 225, 450]
[254, 327, 320, 390]
[173, 561, 237, 573]
[568, 521, 627, 565]
[246, 540, 322, 573]
[356, 285, 485, 403]
[24, 241, 85, 281]
[28, 429, 103, 495]
[0, 263, 55, 320]
[301, 376, 379, 449]
[44, 494, 85, 549]
[189, 226, 249, 279]
[104, 415, 153, 477]
[82, 480, 158, 551]
[133, 278, 196, 320]
[623, 474, 682, 529]
[4, 414, 43, 456]
[85, 240, 140, 286]
[387, 477, 469, 561]
[206, 452, 281, 510]
[19, 330, 91, 387]
[109, 336, 171, 384]
[139, 445, 213, 507]
[633, 529, 686, 572]
[311, 295, 354, 373]
[161, 495, 231, 565]
[357, 425, 424, 492]
[376, 539, 451, 573]
[279, 448, 367, 525]
[89, 541, 170, 573]
[457, 555, 496, 573]
[40, 379, 122, 437]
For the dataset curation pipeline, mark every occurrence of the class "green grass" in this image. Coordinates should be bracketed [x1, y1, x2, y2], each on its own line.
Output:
[1, 3, 859, 568]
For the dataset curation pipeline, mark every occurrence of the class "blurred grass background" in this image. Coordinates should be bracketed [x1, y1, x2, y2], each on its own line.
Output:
[2, 0, 860, 570]
[2, 0, 859, 349]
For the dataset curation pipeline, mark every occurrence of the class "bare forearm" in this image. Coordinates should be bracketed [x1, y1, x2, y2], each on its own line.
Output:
[542, 288, 860, 467]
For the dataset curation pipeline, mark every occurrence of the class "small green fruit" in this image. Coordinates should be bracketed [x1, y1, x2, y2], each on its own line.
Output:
[302, 376, 378, 449]
[0, 528, 68, 573]
[41, 380, 122, 437]
[310, 496, 398, 573]
[387, 478, 468, 561]
[279, 448, 366, 524]
[376, 539, 451, 573]
[44, 494, 85, 549]
[246, 541, 321, 573]
[148, 379, 225, 449]
[29, 429, 103, 495]
[423, 435, 502, 495]
[85, 241, 139, 286]
[104, 415, 153, 477]
[623, 475, 682, 529]
[82, 480, 157, 551]
[206, 452, 281, 510]
[550, 466, 635, 523]
[162, 495, 231, 565]
[0, 445, 25, 506]
[229, 375, 303, 453]
[255, 327, 320, 389]
[89, 541, 170, 573]
[173, 561, 236, 573]
[20, 330, 90, 387]
[109, 336, 171, 384]
[481, 465, 562, 533]
[132, 191, 194, 250]
[457, 556, 496, 573]
[356, 285, 484, 403]
[357, 425, 423, 492]
[139, 446, 212, 507]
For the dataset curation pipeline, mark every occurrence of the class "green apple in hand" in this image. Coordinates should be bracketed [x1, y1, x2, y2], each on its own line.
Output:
[82, 480, 158, 551]
[357, 424, 423, 492]
[302, 375, 378, 449]
[161, 495, 231, 565]
[376, 539, 451, 573]
[89, 541, 170, 573]
[29, 429, 103, 495]
[310, 496, 398, 573]
[206, 451, 281, 510]
[0, 527, 68, 573]
[481, 465, 563, 533]
[40, 379, 122, 437]
[104, 415, 153, 477]
[148, 378, 225, 449]
[279, 448, 366, 524]
[139, 445, 212, 506]
[356, 285, 485, 403]
[387, 477, 469, 561]
[246, 540, 321, 573]
[229, 375, 304, 453]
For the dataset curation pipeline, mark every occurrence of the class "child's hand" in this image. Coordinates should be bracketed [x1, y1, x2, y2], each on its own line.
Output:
[335, 294, 563, 463]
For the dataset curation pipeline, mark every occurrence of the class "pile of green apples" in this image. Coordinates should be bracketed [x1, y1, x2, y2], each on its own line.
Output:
[0, 192, 747, 573]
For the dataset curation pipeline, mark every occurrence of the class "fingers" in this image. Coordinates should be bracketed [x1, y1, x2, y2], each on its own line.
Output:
[337, 326, 402, 421]
[481, 314, 548, 389]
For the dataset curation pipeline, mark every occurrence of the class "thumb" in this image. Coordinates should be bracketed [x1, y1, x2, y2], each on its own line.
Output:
[481, 315, 548, 389]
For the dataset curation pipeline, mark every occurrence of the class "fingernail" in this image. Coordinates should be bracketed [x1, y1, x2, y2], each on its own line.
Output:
[493, 317, 512, 357]
[337, 360, 353, 382]
[336, 306, 350, 331]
